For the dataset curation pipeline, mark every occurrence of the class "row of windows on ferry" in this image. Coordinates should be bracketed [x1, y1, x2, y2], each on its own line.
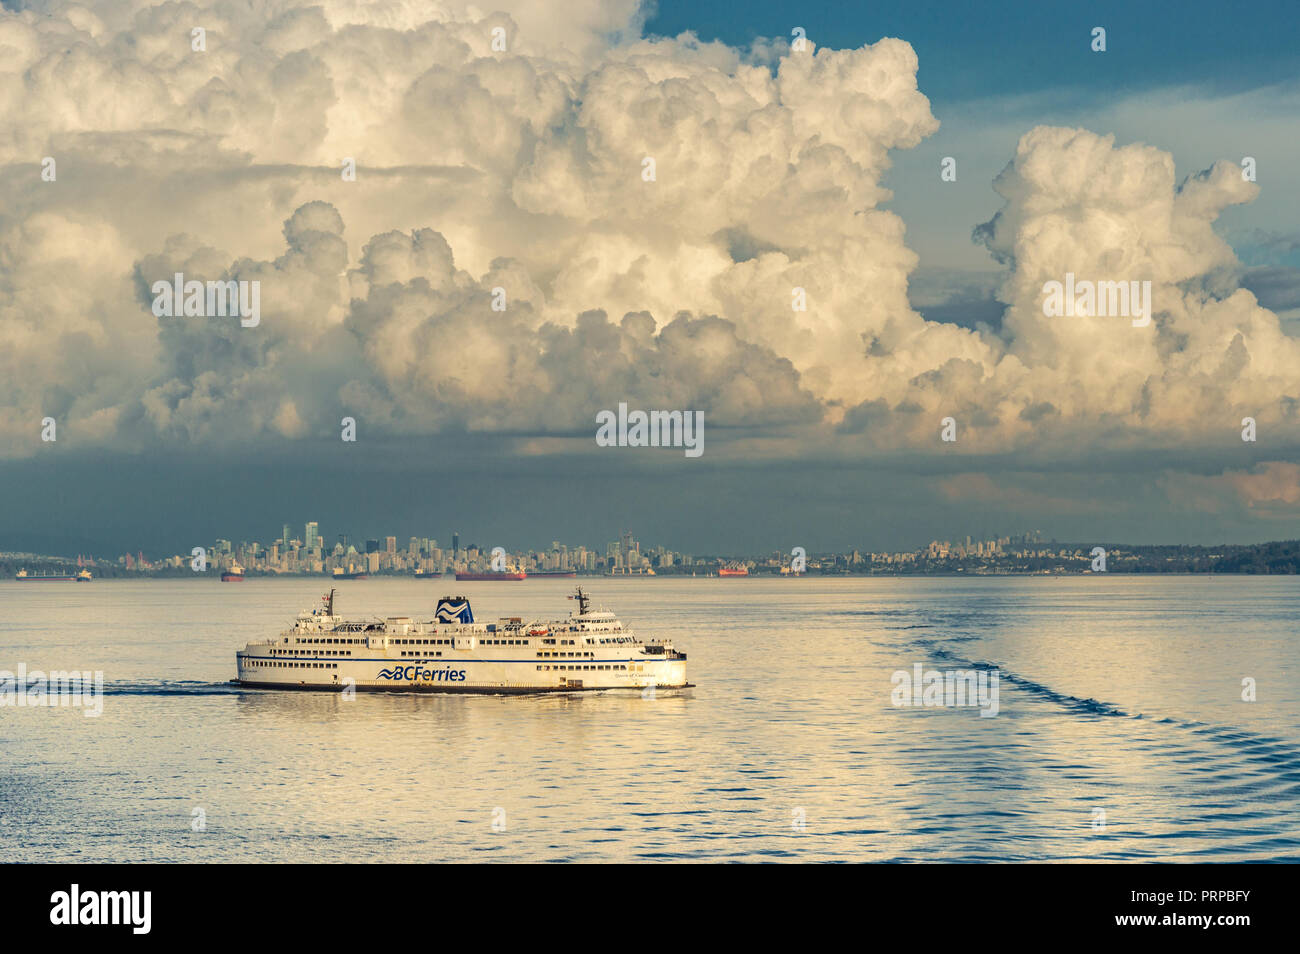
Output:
[269, 646, 613, 661]
[396, 650, 601, 658]
[293, 635, 641, 647]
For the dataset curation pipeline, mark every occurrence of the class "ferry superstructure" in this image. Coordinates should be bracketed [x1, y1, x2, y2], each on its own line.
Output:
[234, 588, 689, 693]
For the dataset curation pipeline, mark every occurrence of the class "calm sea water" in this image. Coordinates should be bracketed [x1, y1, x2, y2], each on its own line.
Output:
[2, 577, 1298, 862]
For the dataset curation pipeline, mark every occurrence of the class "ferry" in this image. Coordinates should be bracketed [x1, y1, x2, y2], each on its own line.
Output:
[234, 588, 688, 693]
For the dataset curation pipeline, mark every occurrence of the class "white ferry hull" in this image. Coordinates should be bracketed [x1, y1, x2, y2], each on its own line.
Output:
[235, 654, 688, 693]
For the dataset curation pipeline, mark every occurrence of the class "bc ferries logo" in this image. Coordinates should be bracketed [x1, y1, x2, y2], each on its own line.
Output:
[377, 666, 467, 683]
[436, 599, 473, 623]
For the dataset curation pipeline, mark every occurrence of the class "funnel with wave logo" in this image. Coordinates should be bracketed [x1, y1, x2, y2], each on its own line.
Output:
[435, 597, 474, 624]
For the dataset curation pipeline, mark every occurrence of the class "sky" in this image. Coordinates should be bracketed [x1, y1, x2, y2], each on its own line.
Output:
[1, 0, 1298, 557]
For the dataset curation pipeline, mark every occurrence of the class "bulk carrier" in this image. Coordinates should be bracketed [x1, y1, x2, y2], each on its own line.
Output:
[14, 568, 92, 582]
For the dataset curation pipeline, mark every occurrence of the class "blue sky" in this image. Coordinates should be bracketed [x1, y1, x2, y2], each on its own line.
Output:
[646, 0, 1300, 101]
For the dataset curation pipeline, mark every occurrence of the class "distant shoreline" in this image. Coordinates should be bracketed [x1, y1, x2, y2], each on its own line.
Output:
[4, 570, 1297, 580]
[6, 539, 1300, 578]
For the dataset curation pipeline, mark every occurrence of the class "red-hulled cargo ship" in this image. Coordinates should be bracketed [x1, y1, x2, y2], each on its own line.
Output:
[455, 571, 527, 581]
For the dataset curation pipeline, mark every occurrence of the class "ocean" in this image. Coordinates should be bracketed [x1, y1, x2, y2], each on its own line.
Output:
[2, 576, 1297, 862]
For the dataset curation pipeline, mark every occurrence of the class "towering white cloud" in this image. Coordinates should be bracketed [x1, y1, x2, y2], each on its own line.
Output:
[969, 127, 1300, 448]
[0, 0, 1295, 474]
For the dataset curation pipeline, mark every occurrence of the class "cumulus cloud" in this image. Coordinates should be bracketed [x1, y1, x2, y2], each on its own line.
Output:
[839, 127, 1300, 459]
[0, 0, 1296, 486]
[964, 128, 1300, 448]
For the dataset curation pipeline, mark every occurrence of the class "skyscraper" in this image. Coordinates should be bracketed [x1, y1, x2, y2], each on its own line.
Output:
[305, 522, 319, 550]
[385, 536, 396, 554]
[282, 524, 291, 548]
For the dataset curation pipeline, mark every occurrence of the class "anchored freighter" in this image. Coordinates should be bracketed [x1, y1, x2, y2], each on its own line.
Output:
[234, 588, 689, 693]
[15, 568, 78, 581]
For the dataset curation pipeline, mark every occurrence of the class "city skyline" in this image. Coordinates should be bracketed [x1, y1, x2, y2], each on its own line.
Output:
[11, 522, 1300, 577]
[4, 519, 1043, 566]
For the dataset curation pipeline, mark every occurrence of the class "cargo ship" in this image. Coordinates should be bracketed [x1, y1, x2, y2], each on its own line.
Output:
[332, 567, 369, 580]
[717, 563, 749, 577]
[455, 570, 526, 581]
[221, 562, 245, 582]
[75, 569, 92, 582]
[529, 570, 577, 578]
[15, 568, 78, 581]
[234, 587, 689, 693]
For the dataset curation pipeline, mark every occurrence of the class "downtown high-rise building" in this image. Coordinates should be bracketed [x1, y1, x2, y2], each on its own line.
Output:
[620, 529, 638, 567]
[305, 522, 319, 550]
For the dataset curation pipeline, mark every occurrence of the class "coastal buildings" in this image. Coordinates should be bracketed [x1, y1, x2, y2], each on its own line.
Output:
[24, 526, 1284, 578]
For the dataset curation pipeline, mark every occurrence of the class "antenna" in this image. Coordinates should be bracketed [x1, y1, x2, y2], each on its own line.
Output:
[322, 588, 336, 616]
[568, 586, 590, 616]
